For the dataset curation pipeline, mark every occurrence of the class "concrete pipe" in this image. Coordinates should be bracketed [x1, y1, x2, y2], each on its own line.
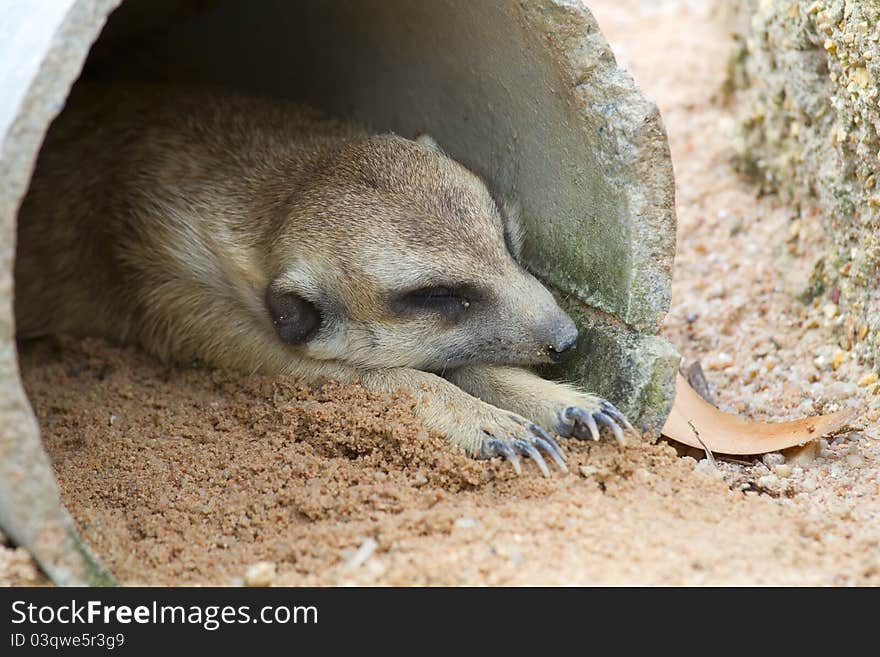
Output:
[0, 0, 678, 584]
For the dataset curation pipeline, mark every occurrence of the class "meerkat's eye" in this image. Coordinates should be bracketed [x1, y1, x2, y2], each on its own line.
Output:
[393, 285, 474, 317]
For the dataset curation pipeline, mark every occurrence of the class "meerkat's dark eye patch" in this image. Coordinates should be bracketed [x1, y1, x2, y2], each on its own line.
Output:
[265, 285, 321, 345]
[392, 285, 478, 318]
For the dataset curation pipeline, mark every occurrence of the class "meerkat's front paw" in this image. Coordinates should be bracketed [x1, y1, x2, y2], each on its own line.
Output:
[443, 365, 638, 453]
[440, 403, 567, 476]
[555, 394, 634, 447]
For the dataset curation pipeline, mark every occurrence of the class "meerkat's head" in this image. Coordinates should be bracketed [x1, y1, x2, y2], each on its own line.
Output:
[263, 133, 578, 372]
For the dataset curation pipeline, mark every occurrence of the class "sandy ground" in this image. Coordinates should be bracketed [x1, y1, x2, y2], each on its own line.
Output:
[4, 0, 880, 586]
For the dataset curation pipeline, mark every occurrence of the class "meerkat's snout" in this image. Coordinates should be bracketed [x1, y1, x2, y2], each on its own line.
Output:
[496, 272, 580, 366]
[541, 314, 579, 362]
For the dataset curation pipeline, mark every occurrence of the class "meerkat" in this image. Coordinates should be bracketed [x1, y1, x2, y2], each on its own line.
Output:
[15, 83, 633, 476]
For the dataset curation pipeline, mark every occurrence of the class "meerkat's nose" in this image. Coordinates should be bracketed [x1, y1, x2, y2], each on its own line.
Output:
[543, 315, 579, 362]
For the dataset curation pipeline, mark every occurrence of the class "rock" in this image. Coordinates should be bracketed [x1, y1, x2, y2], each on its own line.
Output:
[345, 538, 378, 569]
[757, 474, 780, 489]
[244, 561, 276, 587]
[707, 353, 734, 371]
[694, 459, 725, 479]
[633, 468, 653, 483]
[453, 516, 478, 530]
[774, 464, 793, 478]
[685, 361, 715, 405]
[784, 440, 822, 466]
[579, 465, 612, 481]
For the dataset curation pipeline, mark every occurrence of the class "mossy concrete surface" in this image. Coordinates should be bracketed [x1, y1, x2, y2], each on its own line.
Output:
[0, 0, 678, 582]
[727, 0, 880, 367]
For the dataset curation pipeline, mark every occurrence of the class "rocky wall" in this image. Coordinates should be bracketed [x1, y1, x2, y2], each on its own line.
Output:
[728, 0, 880, 365]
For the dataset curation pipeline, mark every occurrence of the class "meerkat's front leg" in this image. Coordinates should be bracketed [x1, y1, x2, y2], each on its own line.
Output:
[443, 364, 634, 446]
[356, 368, 568, 475]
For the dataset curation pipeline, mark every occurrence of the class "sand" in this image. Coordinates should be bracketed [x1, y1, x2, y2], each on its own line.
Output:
[3, 0, 879, 586]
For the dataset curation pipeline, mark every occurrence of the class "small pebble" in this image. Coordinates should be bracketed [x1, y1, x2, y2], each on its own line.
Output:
[453, 517, 477, 529]
[694, 459, 724, 479]
[858, 372, 878, 387]
[758, 474, 779, 489]
[774, 464, 793, 478]
[707, 353, 733, 370]
[829, 381, 857, 395]
[762, 452, 785, 467]
[244, 561, 276, 587]
[365, 559, 387, 579]
[633, 468, 653, 482]
[579, 465, 611, 480]
[346, 538, 379, 569]
[787, 440, 822, 467]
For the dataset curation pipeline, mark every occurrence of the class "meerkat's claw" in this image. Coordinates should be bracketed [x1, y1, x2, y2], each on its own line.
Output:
[512, 439, 550, 477]
[532, 438, 567, 474]
[481, 424, 568, 476]
[595, 413, 627, 447]
[564, 406, 600, 441]
[563, 404, 630, 447]
[600, 400, 635, 432]
[483, 438, 522, 475]
[528, 423, 568, 473]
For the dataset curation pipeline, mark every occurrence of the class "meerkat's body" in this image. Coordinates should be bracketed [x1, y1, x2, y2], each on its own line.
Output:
[15, 83, 631, 474]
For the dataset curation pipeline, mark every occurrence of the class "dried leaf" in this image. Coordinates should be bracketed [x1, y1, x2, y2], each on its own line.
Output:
[661, 373, 856, 455]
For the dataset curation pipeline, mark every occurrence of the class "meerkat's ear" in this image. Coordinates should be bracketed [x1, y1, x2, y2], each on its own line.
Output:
[415, 134, 444, 153]
[498, 196, 525, 260]
[264, 285, 321, 344]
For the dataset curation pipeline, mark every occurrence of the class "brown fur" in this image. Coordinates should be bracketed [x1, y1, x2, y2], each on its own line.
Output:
[15, 83, 630, 470]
